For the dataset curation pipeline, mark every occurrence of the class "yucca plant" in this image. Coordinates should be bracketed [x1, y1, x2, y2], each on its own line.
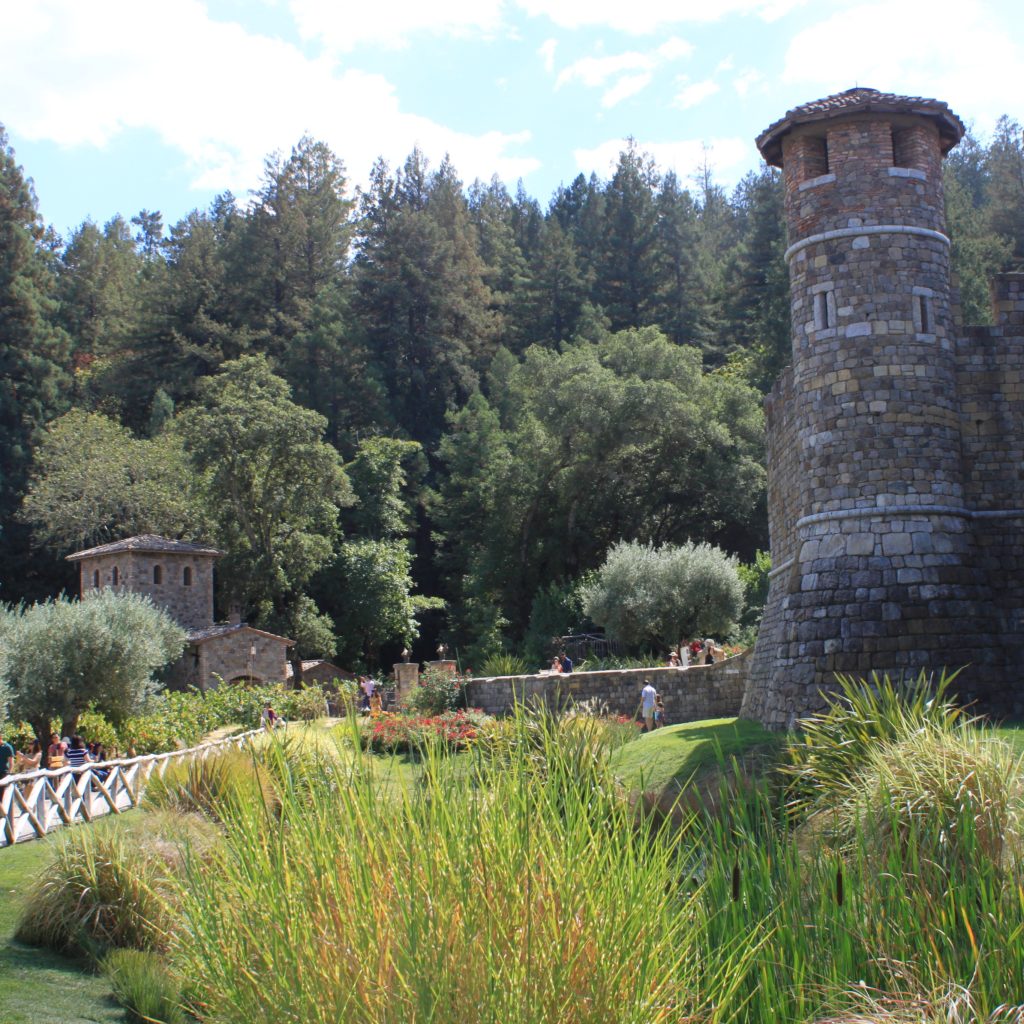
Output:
[784, 669, 968, 819]
[480, 650, 529, 676]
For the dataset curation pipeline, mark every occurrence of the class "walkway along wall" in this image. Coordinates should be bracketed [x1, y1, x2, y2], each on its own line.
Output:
[464, 651, 751, 720]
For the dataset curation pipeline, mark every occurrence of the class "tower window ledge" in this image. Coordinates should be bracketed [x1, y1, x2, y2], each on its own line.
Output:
[915, 333, 937, 342]
[813, 327, 837, 340]
[798, 172, 836, 192]
[888, 167, 927, 181]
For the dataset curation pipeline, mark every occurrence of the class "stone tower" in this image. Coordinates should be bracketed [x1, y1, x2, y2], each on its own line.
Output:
[67, 534, 222, 632]
[742, 88, 1011, 728]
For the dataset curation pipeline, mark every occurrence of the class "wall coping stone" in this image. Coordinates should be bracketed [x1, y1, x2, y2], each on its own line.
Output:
[785, 224, 950, 264]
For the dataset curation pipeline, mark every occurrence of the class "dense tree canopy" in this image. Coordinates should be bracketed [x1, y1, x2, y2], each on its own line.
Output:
[1, 114, 1021, 668]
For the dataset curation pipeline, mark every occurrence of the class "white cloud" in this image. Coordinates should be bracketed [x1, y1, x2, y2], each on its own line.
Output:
[658, 36, 695, 61]
[557, 52, 655, 89]
[556, 36, 692, 107]
[781, 0, 1021, 135]
[289, 0, 505, 51]
[516, 0, 808, 32]
[602, 74, 654, 108]
[574, 136, 750, 182]
[673, 79, 720, 110]
[733, 68, 765, 97]
[0, 0, 539, 199]
[538, 38, 558, 73]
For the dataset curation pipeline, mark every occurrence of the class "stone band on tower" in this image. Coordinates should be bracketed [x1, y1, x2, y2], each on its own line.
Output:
[743, 89, 1024, 728]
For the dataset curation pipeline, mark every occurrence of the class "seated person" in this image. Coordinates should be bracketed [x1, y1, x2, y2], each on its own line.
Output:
[549, 656, 563, 674]
[47, 733, 67, 768]
[16, 739, 42, 773]
[558, 651, 573, 674]
[65, 735, 92, 770]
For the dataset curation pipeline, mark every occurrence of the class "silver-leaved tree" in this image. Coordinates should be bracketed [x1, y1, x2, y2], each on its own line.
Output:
[0, 590, 185, 767]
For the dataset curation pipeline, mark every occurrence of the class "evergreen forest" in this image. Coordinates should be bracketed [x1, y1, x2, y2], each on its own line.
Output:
[1, 116, 1022, 670]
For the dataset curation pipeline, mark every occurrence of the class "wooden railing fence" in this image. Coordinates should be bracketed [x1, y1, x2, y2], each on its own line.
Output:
[0, 726, 277, 848]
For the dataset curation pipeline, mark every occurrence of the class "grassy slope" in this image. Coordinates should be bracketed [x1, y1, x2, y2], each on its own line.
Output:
[609, 717, 780, 794]
[0, 828, 126, 1024]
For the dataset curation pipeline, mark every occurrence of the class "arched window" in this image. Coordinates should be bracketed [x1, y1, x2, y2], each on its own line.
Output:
[92, 569, 100, 588]
[183, 566, 193, 586]
[112, 566, 120, 586]
[153, 564, 163, 585]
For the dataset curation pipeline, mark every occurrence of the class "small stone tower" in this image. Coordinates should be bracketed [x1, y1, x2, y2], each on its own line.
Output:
[742, 88, 1017, 727]
[67, 534, 221, 632]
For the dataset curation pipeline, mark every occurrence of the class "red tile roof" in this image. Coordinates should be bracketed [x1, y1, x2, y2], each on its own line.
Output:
[757, 88, 965, 166]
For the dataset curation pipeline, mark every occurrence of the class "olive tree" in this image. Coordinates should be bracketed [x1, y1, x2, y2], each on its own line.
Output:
[581, 539, 744, 652]
[0, 590, 185, 764]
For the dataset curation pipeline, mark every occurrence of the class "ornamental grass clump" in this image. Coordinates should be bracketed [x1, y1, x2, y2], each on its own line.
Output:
[143, 746, 280, 824]
[103, 948, 190, 1024]
[169, 714, 759, 1024]
[784, 669, 968, 820]
[16, 827, 174, 955]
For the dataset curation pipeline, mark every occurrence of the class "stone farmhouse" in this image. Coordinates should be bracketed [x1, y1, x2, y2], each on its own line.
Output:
[743, 89, 1024, 729]
[67, 534, 293, 689]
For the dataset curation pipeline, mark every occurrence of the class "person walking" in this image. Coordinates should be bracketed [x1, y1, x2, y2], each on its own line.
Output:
[640, 683, 657, 732]
[654, 695, 666, 728]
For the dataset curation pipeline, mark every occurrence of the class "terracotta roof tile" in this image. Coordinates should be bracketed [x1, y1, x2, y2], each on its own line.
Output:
[757, 87, 965, 165]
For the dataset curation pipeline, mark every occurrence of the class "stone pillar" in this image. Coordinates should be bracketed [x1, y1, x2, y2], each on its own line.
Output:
[392, 663, 419, 700]
[425, 660, 458, 674]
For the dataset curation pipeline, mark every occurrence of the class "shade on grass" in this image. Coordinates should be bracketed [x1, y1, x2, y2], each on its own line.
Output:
[0, 826, 128, 1024]
[608, 716, 779, 795]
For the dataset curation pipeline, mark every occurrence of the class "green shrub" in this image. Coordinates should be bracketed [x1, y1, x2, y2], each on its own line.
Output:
[77, 706, 120, 753]
[103, 948, 189, 1024]
[406, 665, 464, 716]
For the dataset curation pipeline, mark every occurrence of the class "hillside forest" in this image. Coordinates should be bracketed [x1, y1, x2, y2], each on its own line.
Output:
[1, 115, 1022, 671]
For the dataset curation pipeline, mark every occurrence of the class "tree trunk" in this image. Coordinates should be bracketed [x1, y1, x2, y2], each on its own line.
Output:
[288, 648, 304, 688]
[31, 717, 52, 769]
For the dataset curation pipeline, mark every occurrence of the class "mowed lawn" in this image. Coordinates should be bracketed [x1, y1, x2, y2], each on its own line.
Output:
[0, 823, 127, 1024]
[609, 716, 781, 795]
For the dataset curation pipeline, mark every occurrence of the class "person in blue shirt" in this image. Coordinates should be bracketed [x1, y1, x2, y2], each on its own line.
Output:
[558, 651, 573, 674]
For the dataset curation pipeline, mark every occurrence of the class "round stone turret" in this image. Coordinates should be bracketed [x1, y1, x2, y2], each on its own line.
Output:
[742, 89, 997, 729]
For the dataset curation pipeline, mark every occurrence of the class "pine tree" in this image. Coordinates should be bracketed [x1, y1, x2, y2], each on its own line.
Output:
[0, 126, 71, 599]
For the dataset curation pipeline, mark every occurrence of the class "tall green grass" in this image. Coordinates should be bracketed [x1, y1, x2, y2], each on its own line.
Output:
[21, 696, 1024, 1022]
[170, 713, 762, 1024]
[165, 704, 1024, 1023]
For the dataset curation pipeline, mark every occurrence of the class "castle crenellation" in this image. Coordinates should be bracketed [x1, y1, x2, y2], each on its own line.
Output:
[744, 89, 1024, 728]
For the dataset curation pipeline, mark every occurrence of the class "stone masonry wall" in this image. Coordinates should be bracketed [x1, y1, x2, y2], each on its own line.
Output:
[79, 551, 216, 631]
[744, 99, 1006, 729]
[199, 631, 291, 689]
[465, 651, 750, 721]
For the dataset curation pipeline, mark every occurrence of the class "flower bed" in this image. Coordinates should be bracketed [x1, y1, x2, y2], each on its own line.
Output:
[361, 710, 488, 754]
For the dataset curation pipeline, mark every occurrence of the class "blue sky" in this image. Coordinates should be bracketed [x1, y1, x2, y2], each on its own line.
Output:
[2, 0, 1021, 237]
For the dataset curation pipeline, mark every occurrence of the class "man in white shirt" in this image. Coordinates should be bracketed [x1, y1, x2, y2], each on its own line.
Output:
[640, 683, 657, 732]
[360, 676, 376, 710]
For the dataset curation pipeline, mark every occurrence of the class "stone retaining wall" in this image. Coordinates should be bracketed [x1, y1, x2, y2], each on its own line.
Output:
[464, 650, 751, 721]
